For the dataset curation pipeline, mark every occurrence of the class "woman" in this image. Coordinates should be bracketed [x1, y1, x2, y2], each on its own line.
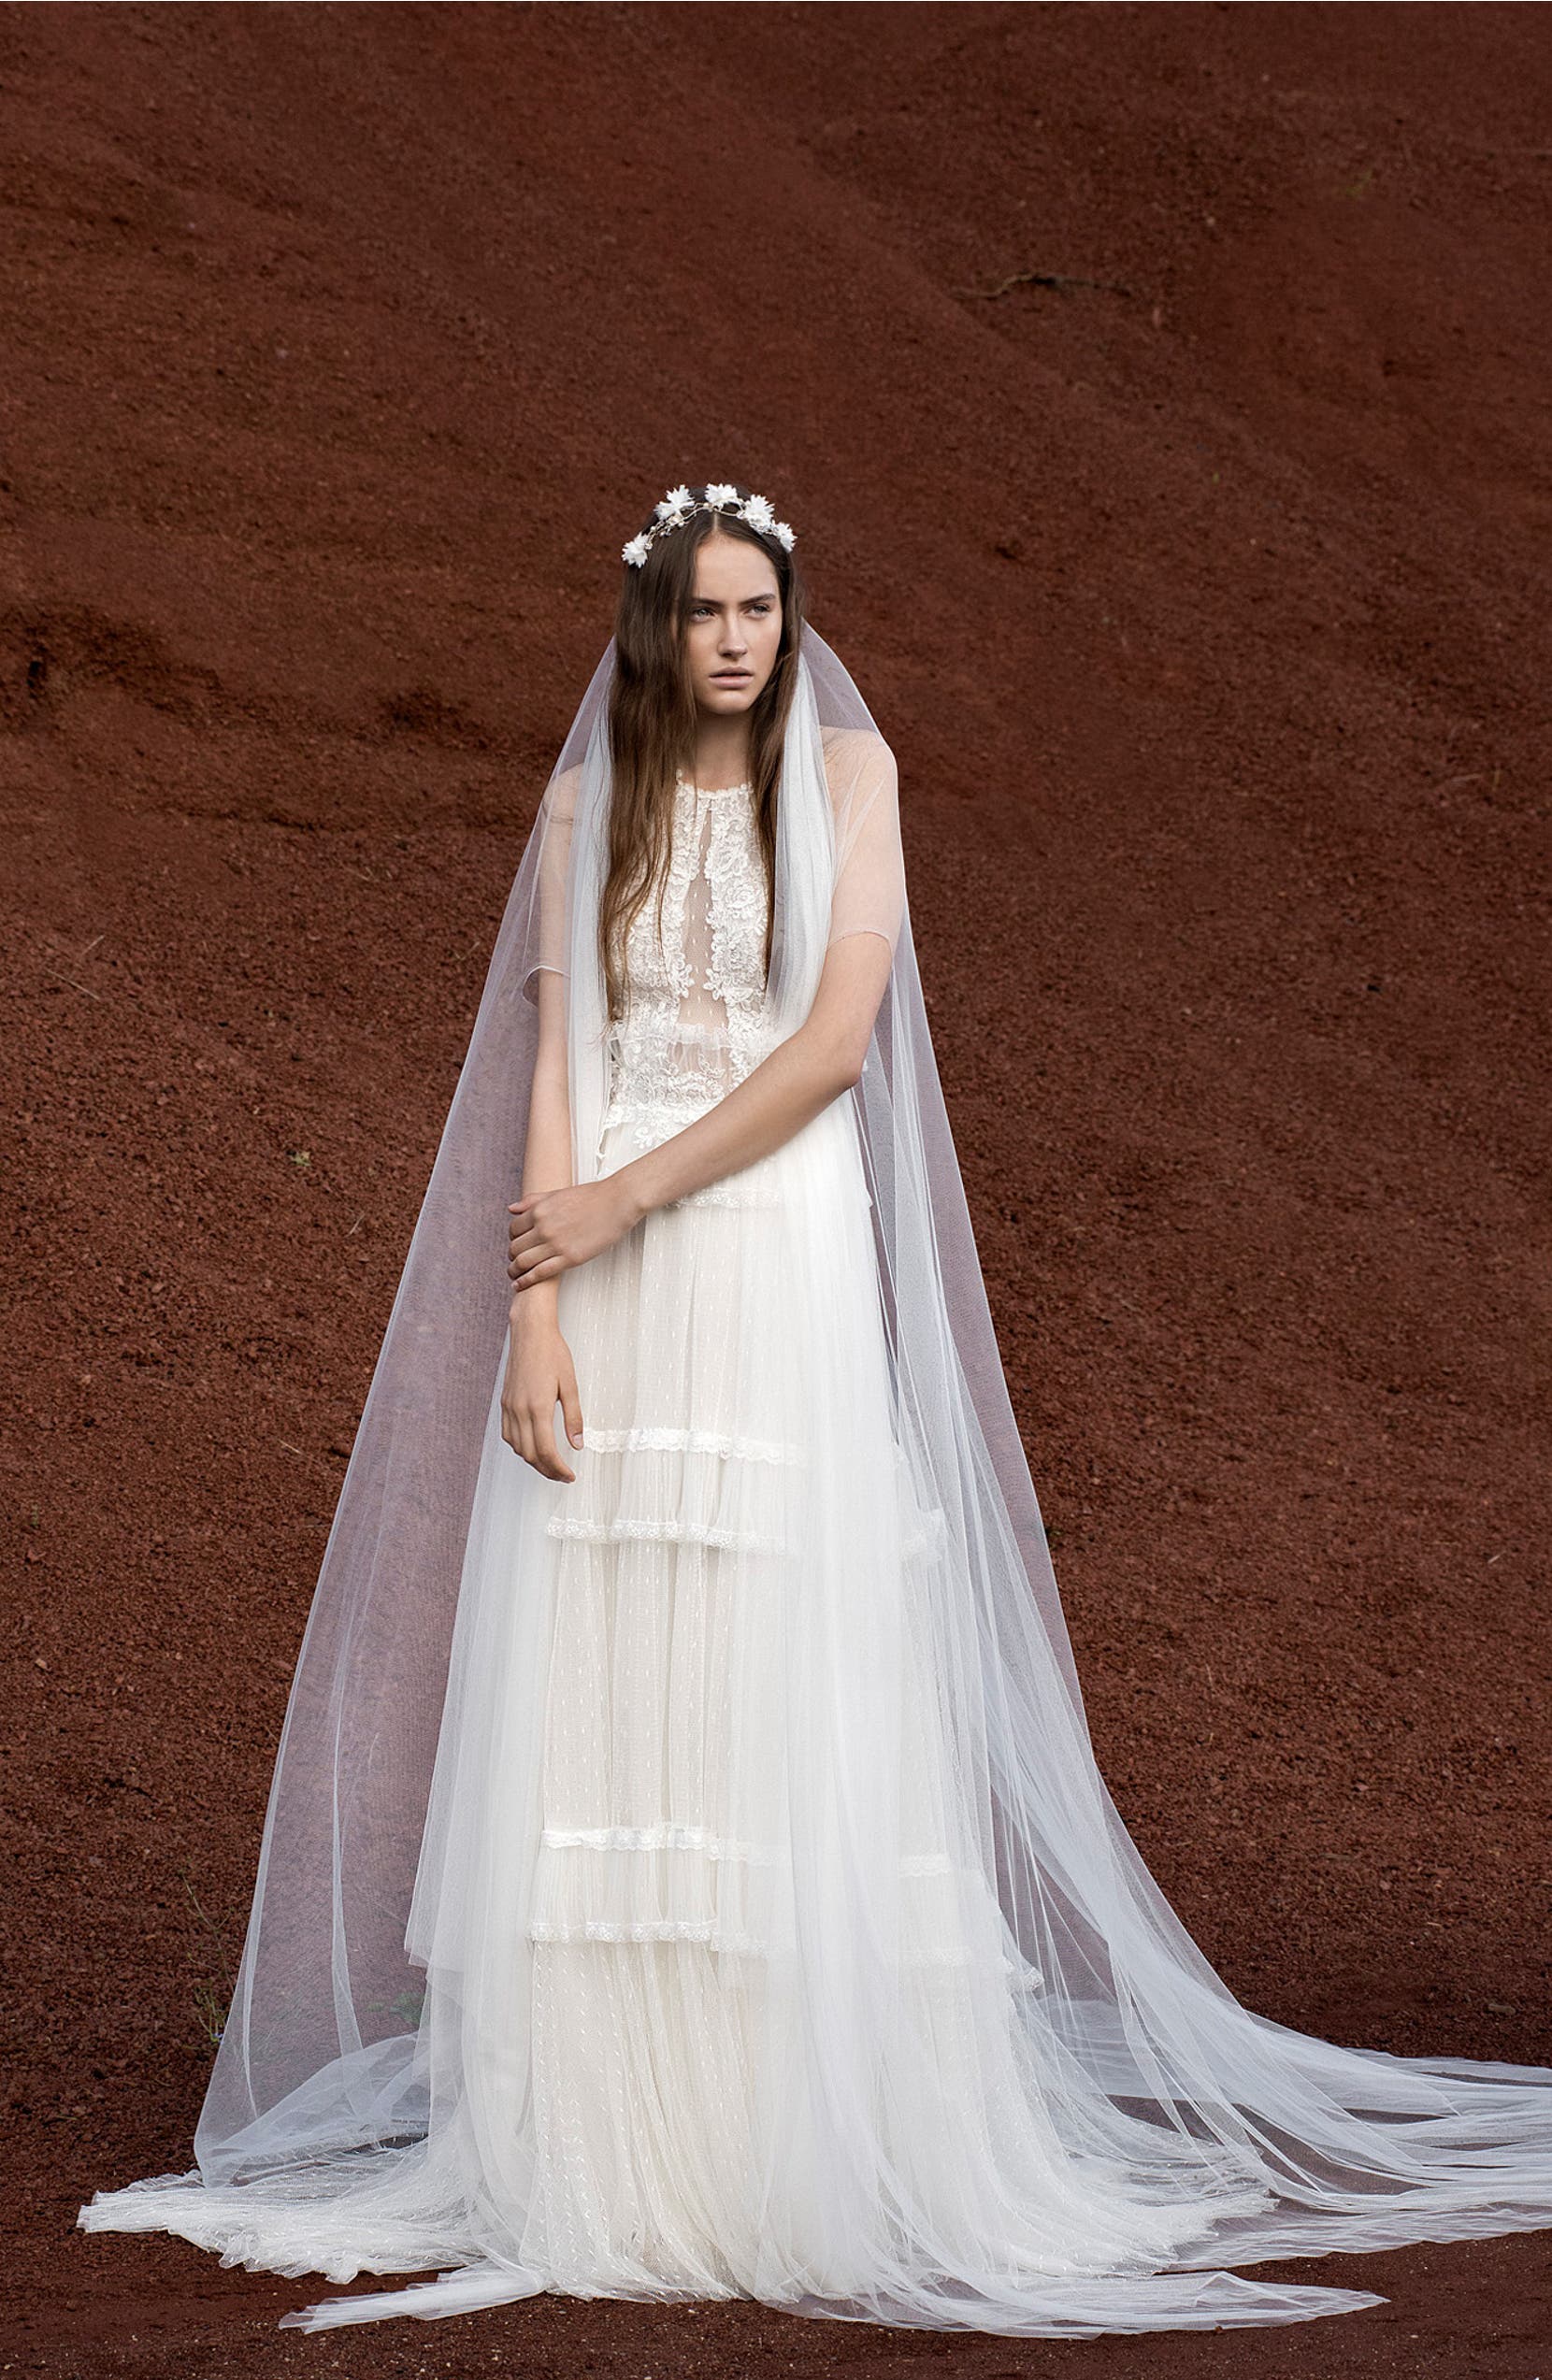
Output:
[80, 483, 1552, 2338]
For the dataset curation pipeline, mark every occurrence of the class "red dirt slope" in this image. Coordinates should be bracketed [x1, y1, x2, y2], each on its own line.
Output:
[2, 5, 1548, 2374]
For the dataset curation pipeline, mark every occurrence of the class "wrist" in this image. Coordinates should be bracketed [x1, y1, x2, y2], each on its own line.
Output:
[614, 1158, 655, 1228]
[510, 1278, 558, 1329]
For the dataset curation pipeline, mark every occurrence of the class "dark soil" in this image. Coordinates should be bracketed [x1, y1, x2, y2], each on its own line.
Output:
[2, 5, 1548, 2374]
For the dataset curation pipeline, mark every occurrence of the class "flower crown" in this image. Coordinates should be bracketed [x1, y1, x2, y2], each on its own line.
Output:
[622, 482, 796, 569]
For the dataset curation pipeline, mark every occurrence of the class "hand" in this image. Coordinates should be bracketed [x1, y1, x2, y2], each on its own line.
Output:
[508, 1173, 642, 1290]
[501, 1318, 583, 1481]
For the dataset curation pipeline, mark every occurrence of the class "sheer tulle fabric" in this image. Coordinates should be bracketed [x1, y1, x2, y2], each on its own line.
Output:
[79, 631, 1552, 2337]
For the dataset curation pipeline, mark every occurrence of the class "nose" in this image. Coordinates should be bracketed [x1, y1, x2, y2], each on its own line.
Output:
[718, 613, 748, 657]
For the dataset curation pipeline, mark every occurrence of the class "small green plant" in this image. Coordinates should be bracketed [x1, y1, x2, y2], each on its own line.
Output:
[193, 1979, 229, 2047]
[371, 1986, 427, 2032]
[180, 1868, 237, 2048]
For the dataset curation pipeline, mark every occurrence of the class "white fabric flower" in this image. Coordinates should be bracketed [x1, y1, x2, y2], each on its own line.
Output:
[621, 485, 793, 567]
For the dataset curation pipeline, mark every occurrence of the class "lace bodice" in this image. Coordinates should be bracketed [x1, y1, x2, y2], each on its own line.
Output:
[598, 769, 785, 1157]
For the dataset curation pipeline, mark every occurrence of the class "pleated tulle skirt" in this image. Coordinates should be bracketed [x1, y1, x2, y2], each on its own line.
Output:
[415, 1099, 1286, 2316]
[520, 1102, 1030, 2294]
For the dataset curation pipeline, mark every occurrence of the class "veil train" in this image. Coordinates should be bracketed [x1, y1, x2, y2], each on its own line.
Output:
[79, 627, 1552, 2336]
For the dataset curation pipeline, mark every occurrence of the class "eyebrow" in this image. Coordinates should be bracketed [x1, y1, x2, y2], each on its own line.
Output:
[688, 591, 776, 604]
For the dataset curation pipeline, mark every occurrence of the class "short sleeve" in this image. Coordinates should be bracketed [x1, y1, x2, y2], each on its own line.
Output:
[824, 728, 906, 957]
[521, 764, 580, 1005]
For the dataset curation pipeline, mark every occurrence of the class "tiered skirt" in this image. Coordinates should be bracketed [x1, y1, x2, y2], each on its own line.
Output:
[516, 1098, 1042, 2291]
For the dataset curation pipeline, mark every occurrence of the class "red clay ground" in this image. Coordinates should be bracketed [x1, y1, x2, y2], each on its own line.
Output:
[3, 4, 1549, 2374]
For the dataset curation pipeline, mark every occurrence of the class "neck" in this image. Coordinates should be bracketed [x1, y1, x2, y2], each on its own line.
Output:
[689, 720, 754, 787]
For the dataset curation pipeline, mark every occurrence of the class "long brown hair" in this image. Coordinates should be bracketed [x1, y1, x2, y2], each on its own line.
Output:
[599, 485, 809, 1023]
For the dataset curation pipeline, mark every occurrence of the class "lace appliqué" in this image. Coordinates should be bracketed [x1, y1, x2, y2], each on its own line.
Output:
[596, 776, 784, 1179]
[701, 789, 771, 1077]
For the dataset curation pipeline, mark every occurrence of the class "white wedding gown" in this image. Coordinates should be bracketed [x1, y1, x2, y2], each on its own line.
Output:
[79, 746, 1548, 2336]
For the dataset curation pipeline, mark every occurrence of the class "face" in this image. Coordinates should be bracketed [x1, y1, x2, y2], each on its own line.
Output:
[682, 533, 783, 716]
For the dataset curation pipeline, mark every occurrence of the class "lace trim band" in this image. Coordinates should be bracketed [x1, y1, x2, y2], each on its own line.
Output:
[537, 1828, 965, 1882]
[546, 1513, 784, 1553]
[539, 1823, 782, 1864]
[579, 1424, 806, 1465]
[526, 1916, 1044, 1986]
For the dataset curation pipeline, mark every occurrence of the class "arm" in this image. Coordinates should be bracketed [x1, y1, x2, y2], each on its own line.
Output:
[615, 929, 892, 1219]
[517, 967, 574, 1208]
[503, 782, 585, 1482]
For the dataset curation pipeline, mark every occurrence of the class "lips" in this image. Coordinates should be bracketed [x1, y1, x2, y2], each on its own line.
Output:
[712, 671, 751, 682]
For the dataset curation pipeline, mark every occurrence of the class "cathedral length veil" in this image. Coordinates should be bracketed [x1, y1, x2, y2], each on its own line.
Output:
[79, 625, 1552, 2336]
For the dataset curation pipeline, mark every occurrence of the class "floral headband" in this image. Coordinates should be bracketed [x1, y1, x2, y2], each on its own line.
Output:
[622, 482, 796, 569]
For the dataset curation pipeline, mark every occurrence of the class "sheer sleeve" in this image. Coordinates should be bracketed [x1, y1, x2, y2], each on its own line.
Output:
[823, 727, 906, 956]
[520, 763, 581, 1005]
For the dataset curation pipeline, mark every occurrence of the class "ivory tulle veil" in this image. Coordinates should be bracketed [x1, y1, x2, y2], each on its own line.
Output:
[78, 624, 1552, 2338]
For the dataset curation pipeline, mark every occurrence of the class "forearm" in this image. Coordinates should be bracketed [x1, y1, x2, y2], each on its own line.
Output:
[513, 1043, 573, 1324]
[522, 1054, 574, 1199]
[617, 1022, 856, 1221]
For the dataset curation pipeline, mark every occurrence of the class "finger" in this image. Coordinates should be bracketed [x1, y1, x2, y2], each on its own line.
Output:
[532, 1415, 575, 1485]
[514, 1256, 563, 1289]
[559, 1375, 584, 1453]
[525, 1403, 573, 1484]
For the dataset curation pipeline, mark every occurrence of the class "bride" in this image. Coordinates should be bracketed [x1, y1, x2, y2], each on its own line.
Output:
[79, 481, 1552, 2338]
